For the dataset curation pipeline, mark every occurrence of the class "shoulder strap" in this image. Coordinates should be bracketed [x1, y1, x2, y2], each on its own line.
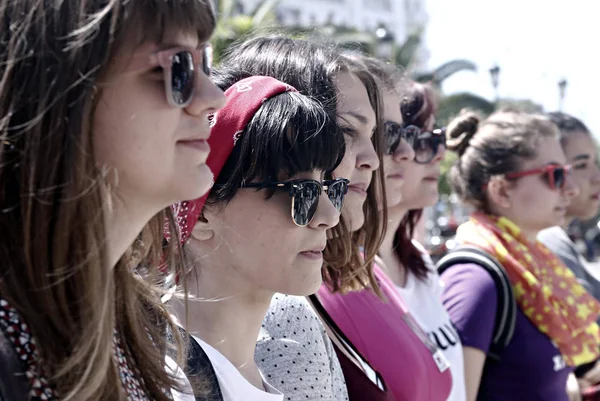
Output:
[437, 245, 517, 361]
[0, 330, 29, 401]
[308, 295, 387, 393]
[176, 328, 224, 401]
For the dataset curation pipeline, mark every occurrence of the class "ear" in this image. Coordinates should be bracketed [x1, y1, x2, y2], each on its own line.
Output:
[486, 177, 514, 210]
[189, 213, 214, 242]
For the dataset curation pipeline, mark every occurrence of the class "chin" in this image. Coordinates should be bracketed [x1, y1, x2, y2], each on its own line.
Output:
[386, 194, 403, 209]
[177, 164, 214, 201]
[341, 206, 365, 233]
[279, 276, 323, 297]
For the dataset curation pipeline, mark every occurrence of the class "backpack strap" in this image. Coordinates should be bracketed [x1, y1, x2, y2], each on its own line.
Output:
[437, 245, 517, 361]
[174, 328, 224, 401]
[0, 330, 29, 401]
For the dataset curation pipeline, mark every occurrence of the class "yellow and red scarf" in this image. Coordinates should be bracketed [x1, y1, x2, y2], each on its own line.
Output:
[457, 212, 600, 366]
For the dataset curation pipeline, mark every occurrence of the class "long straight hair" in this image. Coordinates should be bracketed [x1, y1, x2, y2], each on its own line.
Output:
[0, 1, 214, 399]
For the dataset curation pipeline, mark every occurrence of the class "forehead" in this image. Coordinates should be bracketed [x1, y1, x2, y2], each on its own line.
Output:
[520, 136, 566, 169]
[381, 91, 402, 124]
[117, 27, 202, 59]
[563, 131, 597, 160]
[334, 72, 376, 128]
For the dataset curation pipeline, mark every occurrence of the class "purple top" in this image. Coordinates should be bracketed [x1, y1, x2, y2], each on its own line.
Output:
[441, 263, 572, 401]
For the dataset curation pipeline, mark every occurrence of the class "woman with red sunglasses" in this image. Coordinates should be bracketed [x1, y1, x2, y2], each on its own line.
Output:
[439, 110, 600, 401]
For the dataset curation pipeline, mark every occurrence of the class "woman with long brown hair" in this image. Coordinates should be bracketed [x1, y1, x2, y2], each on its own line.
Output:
[0, 1, 224, 400]
[316, 56, 454, 401]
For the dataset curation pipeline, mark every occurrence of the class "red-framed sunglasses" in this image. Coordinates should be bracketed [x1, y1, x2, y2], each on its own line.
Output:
[504, 163, 572, 190]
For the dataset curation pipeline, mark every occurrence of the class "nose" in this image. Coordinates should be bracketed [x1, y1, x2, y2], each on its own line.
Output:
[392, 138, 415, 162]
[184, 72, 226, 117]
[563, 175, 580, 198]
[308, 193, 341, 230]
[356, 136, 380, 172]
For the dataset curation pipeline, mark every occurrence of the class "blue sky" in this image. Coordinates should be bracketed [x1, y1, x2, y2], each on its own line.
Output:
[424, 0, 599, 136]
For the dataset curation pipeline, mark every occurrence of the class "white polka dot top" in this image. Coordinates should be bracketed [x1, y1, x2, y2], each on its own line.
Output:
[255, 294, 349, 401]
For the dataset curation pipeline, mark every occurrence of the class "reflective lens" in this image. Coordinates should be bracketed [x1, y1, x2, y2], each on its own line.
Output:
[414, 128, 446, 164]
[291, 181, 321, 226]
[384, 121, 418, 154]
[170, 50, 195, 106]
[324, 179, 349, 213]
[203, 45, 212, 76]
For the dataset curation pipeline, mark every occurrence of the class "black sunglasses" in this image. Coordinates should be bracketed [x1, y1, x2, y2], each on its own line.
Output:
[241, 178, 349, 226]
[149, 46, 211, 108]
[384, 122, 447, 164]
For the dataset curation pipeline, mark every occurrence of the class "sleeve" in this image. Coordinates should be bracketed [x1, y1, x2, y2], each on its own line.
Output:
[538, 228, 591, 290]
[255, 294, 349, 401]
[440, 263, 498, 353]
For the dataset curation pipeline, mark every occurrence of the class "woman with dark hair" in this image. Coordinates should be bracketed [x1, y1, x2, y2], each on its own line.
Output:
[538, 112, 600, 395]
[169, 75, 347, 400]
[440, 110, 595, 401]
[539, 113, 600, 300]
[213, 36, 409, 400]
[317, 57, 455, 401]
[0, 0, 225, 400]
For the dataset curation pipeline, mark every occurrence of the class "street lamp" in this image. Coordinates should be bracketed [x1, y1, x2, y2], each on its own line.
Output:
[558, 78, 568, 111]
[489, 64, 501, 103]
[375, 24, 395, 61]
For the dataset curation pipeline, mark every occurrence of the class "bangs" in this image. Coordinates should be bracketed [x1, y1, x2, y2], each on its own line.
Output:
[241, 92, 345, 182]
[209, 92, 345, 205]
[119, 0, 215, 46]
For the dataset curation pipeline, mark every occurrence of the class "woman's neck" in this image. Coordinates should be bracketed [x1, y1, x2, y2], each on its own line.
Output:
[378, 206, 409, 287]
[105, 196, 158, 269]
[172, 264, 273, 390]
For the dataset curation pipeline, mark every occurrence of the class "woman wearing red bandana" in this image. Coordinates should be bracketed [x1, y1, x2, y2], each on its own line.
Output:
[167, 76, 348, 401]
[213, 37, 390, 401]
[440, 110, 600, 401]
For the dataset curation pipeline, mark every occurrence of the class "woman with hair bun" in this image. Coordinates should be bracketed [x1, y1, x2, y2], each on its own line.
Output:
[440, 110, 597, 401]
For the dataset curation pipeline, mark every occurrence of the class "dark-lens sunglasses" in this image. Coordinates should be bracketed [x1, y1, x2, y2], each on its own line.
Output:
[504, 164, 571, 190]
[241, 178, 350, 226]
[148, 46, 211, 108]
[385, 123, 447, 164]
[412, 127, 447, 164]
[384, 121, 418, 155]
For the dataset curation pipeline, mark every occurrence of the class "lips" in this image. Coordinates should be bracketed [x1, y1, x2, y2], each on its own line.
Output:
[301, 243, 326, 253]
[387, 173, 404, 180]
[348, 181, 369, 197]
[299, 243, 326, 260]
[423, 175, 440, 181]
